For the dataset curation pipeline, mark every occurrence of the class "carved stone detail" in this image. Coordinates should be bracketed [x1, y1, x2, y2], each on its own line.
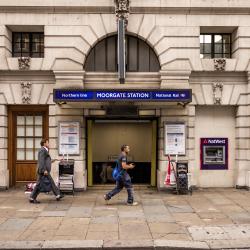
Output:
[114, 0, 130, 26]
[18, 57, 31, 70]
[21, 82, 32, 104]
[214, 58, 226, 71]
[212, 82, 223, 104]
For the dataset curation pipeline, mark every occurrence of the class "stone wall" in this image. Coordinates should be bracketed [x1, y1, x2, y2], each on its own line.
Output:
[0, 1, 250, 188]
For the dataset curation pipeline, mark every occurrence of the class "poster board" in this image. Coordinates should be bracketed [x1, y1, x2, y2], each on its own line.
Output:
[59, 121, 80, 155]
[164, 123, 186, 155]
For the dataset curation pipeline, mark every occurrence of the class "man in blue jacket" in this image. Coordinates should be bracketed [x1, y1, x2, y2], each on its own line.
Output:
[104, 145, 138, 206]
[29, 138, 63, 203]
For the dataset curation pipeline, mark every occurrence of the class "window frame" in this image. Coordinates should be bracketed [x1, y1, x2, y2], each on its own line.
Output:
[16, 115, 44, 161]
[85, 34, 160, 72]
[200, 33, 231, 59]
[12, 32, 44, 58]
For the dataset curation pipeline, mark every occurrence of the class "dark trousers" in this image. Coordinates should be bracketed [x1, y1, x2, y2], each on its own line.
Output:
[30, 174, 60, 200]
[106, 172, 134, 203]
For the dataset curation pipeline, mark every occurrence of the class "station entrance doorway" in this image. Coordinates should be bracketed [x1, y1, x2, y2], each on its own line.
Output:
[87, 119, 157, 186]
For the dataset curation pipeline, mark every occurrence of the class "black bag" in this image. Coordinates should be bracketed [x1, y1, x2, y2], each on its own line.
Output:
[40, 175, 52, 193]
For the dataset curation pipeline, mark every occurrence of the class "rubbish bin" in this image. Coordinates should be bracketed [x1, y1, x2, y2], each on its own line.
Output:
[58, 159, 74, 194]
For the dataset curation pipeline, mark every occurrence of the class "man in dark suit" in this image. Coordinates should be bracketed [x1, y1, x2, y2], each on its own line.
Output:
[29, 138, 63, 203]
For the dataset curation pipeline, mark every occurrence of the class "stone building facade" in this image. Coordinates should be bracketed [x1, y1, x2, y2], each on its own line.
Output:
[0, 0, 250, 190]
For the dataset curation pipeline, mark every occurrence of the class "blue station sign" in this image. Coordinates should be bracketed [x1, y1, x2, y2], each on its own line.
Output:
[53, 89, 192, 102]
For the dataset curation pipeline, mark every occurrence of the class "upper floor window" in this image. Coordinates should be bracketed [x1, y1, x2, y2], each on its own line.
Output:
[200, 34, 231, 59]
[85, 35, 160, 72]
[12, 32, 44, 58]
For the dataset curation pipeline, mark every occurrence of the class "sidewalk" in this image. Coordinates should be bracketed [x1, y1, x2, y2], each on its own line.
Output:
[0, 187, 250, 249]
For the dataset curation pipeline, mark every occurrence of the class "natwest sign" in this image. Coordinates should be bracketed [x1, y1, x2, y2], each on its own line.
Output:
[202, 139, 226, 144]
[200, 137, 228, 170]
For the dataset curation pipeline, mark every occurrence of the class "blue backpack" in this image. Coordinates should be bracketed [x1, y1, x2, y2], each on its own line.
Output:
[112, 160, 125, 181]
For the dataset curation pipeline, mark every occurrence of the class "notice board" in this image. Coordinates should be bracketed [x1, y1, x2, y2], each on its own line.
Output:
[59, 121, 80, 155]
[164, 123, 186, 155]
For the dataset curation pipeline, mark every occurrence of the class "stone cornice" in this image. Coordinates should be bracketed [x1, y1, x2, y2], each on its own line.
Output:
[0, 6, 250, 15]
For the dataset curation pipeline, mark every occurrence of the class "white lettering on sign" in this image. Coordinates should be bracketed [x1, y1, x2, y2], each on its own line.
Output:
[155, 93, 172, 98]
[96, 92, 149, 99]
[62, 93, 79, 98]
[127, 92, 149, 98]
[80, 93, 88, 98]
[207, 139, 226, 144]
[96, 92, 127, 98]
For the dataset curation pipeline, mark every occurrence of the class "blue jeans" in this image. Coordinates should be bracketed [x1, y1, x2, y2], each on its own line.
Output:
[106, 172, 134, 203]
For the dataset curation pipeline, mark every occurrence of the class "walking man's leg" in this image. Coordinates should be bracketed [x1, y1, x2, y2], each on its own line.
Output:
[48, 175, 63, 200]
[124, 173, 137, 205]
[104, 180, 124, 201]
[29, 179, 41, 203]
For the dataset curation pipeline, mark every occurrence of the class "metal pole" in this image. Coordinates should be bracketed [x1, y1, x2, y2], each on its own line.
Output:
[118, 18, 126, 84]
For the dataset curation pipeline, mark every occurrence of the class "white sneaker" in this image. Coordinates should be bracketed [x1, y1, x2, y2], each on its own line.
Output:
[127, 201, 138, 206]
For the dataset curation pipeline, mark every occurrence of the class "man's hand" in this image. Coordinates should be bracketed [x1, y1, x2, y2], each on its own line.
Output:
[129, 163, 135, 169]
[44, 170, 48, 176]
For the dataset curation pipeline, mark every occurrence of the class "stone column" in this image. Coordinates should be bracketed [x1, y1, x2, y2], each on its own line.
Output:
[187, 104, 197, 187]
[0, 104, 8, 189]
[52, 70, 87, 190]
[236, 72, 250, 187]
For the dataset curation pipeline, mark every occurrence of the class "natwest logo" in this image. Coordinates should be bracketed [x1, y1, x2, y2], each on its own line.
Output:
[203, 138, 226, 144]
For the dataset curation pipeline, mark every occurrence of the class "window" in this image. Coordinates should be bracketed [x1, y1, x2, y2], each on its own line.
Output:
[16, 115, 43, 160]
[85, 35, 160, 72]
[12, 32, 44, 57]
[200, 34, 231, 59]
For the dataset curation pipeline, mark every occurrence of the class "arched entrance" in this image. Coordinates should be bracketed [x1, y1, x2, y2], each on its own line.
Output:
[84, 34, 160, 187]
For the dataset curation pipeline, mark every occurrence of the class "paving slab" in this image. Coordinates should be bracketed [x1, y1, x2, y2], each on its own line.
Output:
[188, 226, 230, 240]
[152, 233, 191, 241]
[66, 207, 92, 218]
[148, 222, 184, 235]
[90, 216, 118, 224]
[144, 205, 170, 215]
[88, 223, 118, 232]
[27, 217, 62, 230]
[43, 240, 103, 249]
[0, 188, 250, 249]
[167, 205, 194, 213]
[154, 240, 209, 250]
[18, 229, 57, 241]
[0, 217, 7, 224]
[228, 212, 250, 224]
[141, 199, 164, 206]
[201, 217, 234, 225]
[39, 211, 67, 217]
[0, 240, 43, 249]
[86, 231, 119, 240]
[119, 222, 151, 240]
[207, 239, 250, 249]
[0, 230, 24, 240]
[118, 210, 145, 219]
[222, 225, 250, 239]
[103, 240, 154, 250]
[0, 218, 33, 230]
[146, 215, 175, 223]
[173, 213, 205, 226]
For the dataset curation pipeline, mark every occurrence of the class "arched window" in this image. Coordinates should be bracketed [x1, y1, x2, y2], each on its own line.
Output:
[85, 35, 160, 72]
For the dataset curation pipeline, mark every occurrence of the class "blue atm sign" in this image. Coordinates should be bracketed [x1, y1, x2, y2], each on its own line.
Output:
[53, 89, 192, 102]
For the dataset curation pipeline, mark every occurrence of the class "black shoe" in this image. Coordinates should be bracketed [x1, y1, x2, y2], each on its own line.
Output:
[56, 194, 64, 201]
[104, 194, 110, 201]
[29, 199, 40, 204]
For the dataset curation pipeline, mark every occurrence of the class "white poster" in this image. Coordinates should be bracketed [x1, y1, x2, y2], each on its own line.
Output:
[164, 123, 186, 155]
[59, 122, 80, 155]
